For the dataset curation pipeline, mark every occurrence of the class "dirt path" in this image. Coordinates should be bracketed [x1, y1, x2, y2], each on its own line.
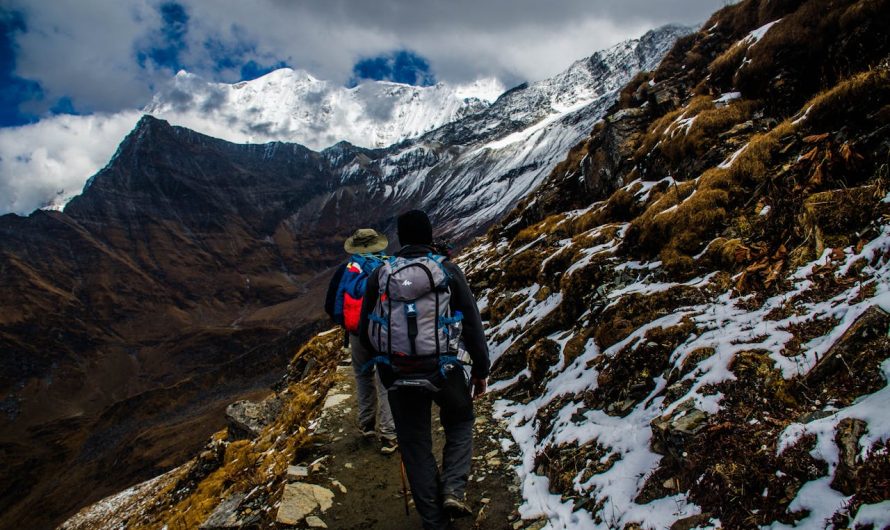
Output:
[291, 361, 533, 529]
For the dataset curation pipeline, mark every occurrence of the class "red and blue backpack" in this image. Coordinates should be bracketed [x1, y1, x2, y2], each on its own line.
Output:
[334, 253, 386, 333]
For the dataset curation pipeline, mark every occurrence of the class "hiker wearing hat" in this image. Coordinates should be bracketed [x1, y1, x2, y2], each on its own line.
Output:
[359, 210, 490, 530]
[324, 228, 398, 454]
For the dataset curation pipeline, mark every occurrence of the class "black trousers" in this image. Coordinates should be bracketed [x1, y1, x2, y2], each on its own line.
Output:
[387, 368, 475, 530]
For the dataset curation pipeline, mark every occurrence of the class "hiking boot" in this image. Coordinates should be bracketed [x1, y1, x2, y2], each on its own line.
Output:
[360, 427, 376, 440]
[442, 493, 472, 518]
[380, 437, 398, 455]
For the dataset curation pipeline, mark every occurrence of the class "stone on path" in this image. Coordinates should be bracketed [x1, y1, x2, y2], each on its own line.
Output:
[306, 515, 328, 528]
[323, 394, 350, 409]
[275, 483, 335, 525]
[331, 479, 348, 494]
[287, 465, 309, 480]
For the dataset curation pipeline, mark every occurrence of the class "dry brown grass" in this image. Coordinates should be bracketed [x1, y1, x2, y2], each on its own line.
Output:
[803, 68, 890, 131]
[513, 213, 570, 245]
[624, 64, 889, 269]
[548, 137, 593, 187]
[618, 71, 653, 108]
[661, 100, 760, 163]
[502, 249, 546, 288]
[708, 39, 750, 85]
[735, 0, 890, 113]
[568, 188, 641, 233]
[799, 185, 883, 256]
[625, 111, 795, 270]
[698, 237, 748, 268]
[634, 96, 713, 159]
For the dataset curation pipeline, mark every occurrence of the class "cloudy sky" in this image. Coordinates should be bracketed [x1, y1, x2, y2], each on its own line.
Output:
[0, 0, 723, 215]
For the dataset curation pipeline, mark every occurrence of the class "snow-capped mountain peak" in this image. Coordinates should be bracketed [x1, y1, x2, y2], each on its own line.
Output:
[144, 67, 505, 150]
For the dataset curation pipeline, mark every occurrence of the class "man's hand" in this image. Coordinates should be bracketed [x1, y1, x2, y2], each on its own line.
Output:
[470, 377, 488, 399]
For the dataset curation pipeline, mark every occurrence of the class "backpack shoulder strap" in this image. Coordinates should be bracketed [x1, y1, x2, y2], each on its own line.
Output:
[425, 253, 451, 285]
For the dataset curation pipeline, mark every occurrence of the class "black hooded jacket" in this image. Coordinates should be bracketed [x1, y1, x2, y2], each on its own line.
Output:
[358, 244, 490, 379]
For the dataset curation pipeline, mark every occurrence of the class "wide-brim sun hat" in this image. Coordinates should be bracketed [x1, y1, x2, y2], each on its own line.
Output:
[344, 228, 388, 254]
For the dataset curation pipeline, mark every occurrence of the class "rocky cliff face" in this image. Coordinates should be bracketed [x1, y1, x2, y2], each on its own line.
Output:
[0, 27, 691, 530]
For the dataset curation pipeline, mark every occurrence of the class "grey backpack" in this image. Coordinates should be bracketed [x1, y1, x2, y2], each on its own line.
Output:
[367, 254, 463, 380]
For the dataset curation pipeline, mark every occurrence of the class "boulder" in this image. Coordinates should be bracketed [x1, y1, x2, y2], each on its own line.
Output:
[275, 483, 335, 525]
[225, 395, 282, 440]
[650, 399, 710, 458]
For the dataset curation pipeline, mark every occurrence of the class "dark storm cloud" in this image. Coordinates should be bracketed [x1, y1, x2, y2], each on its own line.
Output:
[285, 0, 718, 32]
[163, 87, 194, 110]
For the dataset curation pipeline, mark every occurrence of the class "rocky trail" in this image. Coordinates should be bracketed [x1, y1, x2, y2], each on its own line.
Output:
[272, 356, 535, 530]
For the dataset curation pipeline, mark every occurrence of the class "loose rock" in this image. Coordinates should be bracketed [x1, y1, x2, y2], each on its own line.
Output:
[287, 465, 309, 480]
[275, 483, 335, 525]
[305, 515, 328, 528]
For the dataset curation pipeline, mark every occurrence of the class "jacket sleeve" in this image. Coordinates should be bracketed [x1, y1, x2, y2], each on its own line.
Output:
[446, 262, 490, 379]
[359, 267, 381, 353]
[324, 264, 346, 323]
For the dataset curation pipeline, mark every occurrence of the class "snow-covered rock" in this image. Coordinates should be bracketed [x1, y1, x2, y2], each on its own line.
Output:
[145, 68, 504, 150]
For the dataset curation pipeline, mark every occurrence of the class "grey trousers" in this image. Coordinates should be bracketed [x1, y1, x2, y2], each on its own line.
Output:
[349, 333, 395, 440]
[387, 368, 475, 530]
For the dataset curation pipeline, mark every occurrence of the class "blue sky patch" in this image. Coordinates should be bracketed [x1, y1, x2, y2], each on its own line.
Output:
[240, 60, 289, 80]
[0, 9, 43, 127]
[350, 50, 436, 87]
[137, 1, 189, 72]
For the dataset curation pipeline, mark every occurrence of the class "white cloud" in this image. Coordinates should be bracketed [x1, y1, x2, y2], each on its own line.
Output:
[11, 1, 160, 113]
[0, 112, 141, 215]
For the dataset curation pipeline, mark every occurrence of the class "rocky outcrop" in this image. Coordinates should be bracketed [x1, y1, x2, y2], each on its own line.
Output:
[225, 396, 283, 440]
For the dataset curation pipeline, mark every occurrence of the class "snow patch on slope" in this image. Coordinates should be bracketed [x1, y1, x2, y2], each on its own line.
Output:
[462, 193, 890, 529]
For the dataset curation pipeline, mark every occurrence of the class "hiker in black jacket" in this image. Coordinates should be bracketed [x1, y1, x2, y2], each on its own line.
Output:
[359, 210, 489, 530]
